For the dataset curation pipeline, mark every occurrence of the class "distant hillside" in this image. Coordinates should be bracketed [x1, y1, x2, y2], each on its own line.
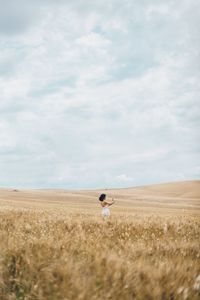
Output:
[0, 180, 199, 215]
[127, 180, 200, 199]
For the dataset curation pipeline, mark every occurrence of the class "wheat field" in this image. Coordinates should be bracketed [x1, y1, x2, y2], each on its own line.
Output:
[0, 181, 200, 300]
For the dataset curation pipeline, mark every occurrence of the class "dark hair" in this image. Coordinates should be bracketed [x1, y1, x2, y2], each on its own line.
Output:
[99, 194, 106, 201]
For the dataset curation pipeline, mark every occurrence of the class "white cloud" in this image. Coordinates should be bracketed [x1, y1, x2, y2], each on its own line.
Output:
[0, 0, 199, 188]
[115, 174, 134, 183]
[76, 32, 111, 48]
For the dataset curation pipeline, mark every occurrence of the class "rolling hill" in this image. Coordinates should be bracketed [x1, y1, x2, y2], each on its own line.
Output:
[0, 180, 199, 215]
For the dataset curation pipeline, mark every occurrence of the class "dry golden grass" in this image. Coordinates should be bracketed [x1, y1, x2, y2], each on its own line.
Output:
[0, 181, 200, 300]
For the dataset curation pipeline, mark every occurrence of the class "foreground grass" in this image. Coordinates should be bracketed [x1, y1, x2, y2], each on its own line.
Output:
[0, 211, 199, 300]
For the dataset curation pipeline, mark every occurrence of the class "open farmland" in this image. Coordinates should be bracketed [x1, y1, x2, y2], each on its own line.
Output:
[0, 181, 200, 299]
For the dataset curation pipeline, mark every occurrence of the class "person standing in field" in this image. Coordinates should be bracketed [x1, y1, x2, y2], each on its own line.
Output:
[99, 194, 115, 217]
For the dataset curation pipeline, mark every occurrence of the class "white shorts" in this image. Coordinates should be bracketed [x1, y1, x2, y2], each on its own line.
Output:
[102, 206, 110, 217]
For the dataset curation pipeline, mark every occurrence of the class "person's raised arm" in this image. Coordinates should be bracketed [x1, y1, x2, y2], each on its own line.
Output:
[105, 198, 115, 206]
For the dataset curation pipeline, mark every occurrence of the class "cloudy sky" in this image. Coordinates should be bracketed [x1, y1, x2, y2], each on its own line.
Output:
[0, 0, 199, 189]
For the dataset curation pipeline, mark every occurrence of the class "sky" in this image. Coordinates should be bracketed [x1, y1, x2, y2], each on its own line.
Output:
[0, 0, 200, 189]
